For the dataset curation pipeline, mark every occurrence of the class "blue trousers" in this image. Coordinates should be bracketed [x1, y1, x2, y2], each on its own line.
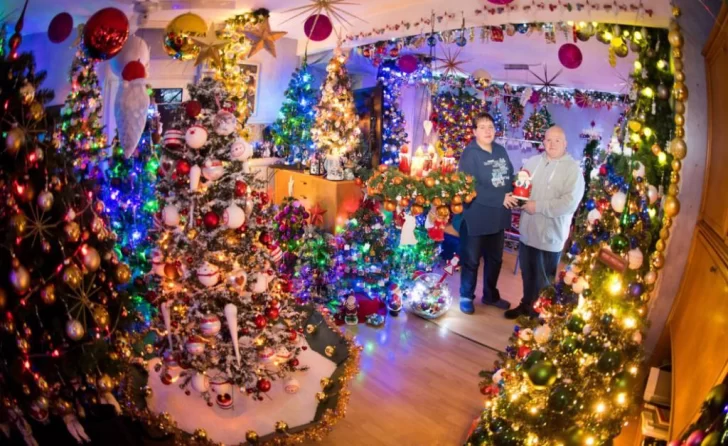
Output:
[519, 243, 561, 308]
[459, 222, 504, 303]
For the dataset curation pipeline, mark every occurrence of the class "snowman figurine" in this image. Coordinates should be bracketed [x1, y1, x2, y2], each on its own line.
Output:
[196, 262, 220, 288]
[512, 169, 532, 204]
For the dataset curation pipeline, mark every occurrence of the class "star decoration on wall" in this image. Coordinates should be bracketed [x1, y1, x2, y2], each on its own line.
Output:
[435, 47, 469, 78]
[529, 65, 563, 94]
[309, 203, 327, 226]
[283, 0, 365, 28]
[191, 24, 229, 67]
[244, 19, 287, 58]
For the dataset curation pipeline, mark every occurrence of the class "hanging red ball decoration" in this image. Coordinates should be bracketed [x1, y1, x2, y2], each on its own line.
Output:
[254, 314, 267, 329]
[48, 12, 74, 44]
[185, 100, 202, 119]
[234, 180, 248, 197]
[121, 60, 146, 81]
[264, 307, 279, 321]
[303, 14, 333, 42]
[203, 211, 219, 230]
[176, 160, 191, 175]
[83, 7, 130, 60]
[397, 54, 419, 74]
[558, 43, 583, 69]
[256, 378, 271, 392]
[259, 232, 272, 246]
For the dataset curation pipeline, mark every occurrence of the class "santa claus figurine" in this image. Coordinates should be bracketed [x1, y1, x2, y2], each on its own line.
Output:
[512, 169, 532, 204]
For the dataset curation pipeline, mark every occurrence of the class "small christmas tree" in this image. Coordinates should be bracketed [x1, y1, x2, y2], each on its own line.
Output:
[523, 106, 555, 144]
[485, 100, 505, 138]
[271, 62, 318, 165]
[311, 50, 361, 159]
[378, 63, 408, 165]
[292, 227, 335, 305]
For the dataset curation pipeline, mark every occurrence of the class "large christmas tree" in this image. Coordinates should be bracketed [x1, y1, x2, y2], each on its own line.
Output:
[148, 76, 305, 401]
[271, 62, 317, 165]
[0, 42, 132, 442]
[431, 90, 482, 158]
[311, 50, 361, 158]
[466, 25, 676, 445]
[58, 46, 107, 177]
[378, 62, 408, 165]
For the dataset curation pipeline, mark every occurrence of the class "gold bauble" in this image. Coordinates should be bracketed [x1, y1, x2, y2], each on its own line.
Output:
[650, 144, 662, 156]
[628, 120, 642, 132]
[36, 190, 54, 212]
[92, 305, 110, 327]
[652, 253, 665, 269]
[64, 222, 81, 243]
[324, 345, 335, 357]
[674, 113, 685, 127]
[40, 284, 56, 305]
[97, 374, 114, 393]
[114, 264, 131, 284]
[664, 196, 680, 217]
[19, 82, 36, 104]
[10, 213, 28, 235]
[392, 176, 403, 185]
[164, 263, 181, 280]
[655, 239, 666, 252]
[668, 184, 679, 197]
[424, 177, 436, 188]
[163, 13, 207, 61]
[378, 164, 388, 173]
[306, 324, 316, 334]
[10, 264, 31, 294]
[673, 59, 683, 71]
[3, 318, 15, 333]
[17, 337, 30, 353]
[29, 101, 44, 121]
[34, 396, 49, 410]
[675, 101, 686, 115]
[0, 288, 6, 309]
[315, 392, 327, 402]
[63, 265, 83, 288]
[671, 159, 682, 172]
[660, 228, 670, 240]
[5, 127, 26, 155]
[55, 399, 73, 415]
[384, 201, 397, 212]
[415, 195, 425, 205]
[451, 203, 464, 214]
[665, 217, 673, 228]
[674, 70, 685, 83]
[452, 195, 463, 205]
[671, 173, 680, 184]
[399, 198, 410, 207]
[274, 421, 289, 434]
[65, 319, 85, 341]
[668, 29, 683, 48]
[142, 386, 153, 398]
[193, 428, 208, 440]
[82, 247, 101, 272]
[37, 377, 49, 393]
[670, 137, 687, 160]
[432, 197, 443, 207]
[436, 206, 450, 219]
[320, 377, 332, 389]
[675, 126, 685, 137]
[672, 48, 683, 59]
[672, 6, 681, 17]
[245, 430, 260, 444]
[91, 217, 104, 234]
[411, 205, 424, 216]
[673, 81, 688, 101]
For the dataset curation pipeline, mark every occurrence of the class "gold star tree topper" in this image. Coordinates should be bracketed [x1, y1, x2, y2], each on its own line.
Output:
[244, 18, 287, 58]
[191, 24, 229, 67]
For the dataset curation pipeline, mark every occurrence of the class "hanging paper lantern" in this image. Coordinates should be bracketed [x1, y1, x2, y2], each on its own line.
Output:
[48, 12, 74, 44]
[163, 13, 207, 61]
[110, 35, 151, 78]
[83, 8, 130, 60]
[304, 14, 333, 42]
[397, 54, 419, 74]
[558, 43, 583, 69]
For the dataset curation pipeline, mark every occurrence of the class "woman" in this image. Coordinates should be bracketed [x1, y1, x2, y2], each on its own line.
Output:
[457, 112, 519, 314]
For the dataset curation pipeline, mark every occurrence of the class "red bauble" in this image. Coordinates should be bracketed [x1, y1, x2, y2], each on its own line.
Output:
[203, 211, 219, 230]
[303, 14, 333, 42]
[259, 192, 269, 205]
[517, 345, 532, 359]
[256, 379, 271, 392]
[121, 60, 146, 81]
[176, 160, 191, 175]
[234, 180, 248, 197]
[289, 358, 300, 367]
[288, 330, 298, 342]
[259, 232, 272, 246]
[270, 299, 280, 308]
[558, 43, 583, 69]
[48, 12, 74, 44]
[83, 7, 129, 60]
[599, 165, 608, 176]
[185, 100, 202, 119]
[254, 314, 267, 329]
[264, 307, 279, 321]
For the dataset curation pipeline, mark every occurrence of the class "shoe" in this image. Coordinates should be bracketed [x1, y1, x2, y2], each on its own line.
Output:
[460, 299, 475, 315]
[504, 304, 536, 320]
[482, 298, 511, 310]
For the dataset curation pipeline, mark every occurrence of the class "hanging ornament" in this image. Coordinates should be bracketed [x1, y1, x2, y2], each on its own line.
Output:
[185, 100, 202, 118]
[110, 35, 151, 78]
[213, 110, 237, 136]
[186, 124, 208, 149]
[647, 185, 659, 204]
[5, 127, 26, 155]
[304, 14, 333, 42]
[63, 265, 83, 288]
[163, 129, 185, 150]
[162, 204, 180, 226]
[235, 180, 248, 197]
[196, 262, 220, 287]
[224, 303, 241, 366]
[199, 314, 221, 337]
[83, 7, 130, 60]
[203, 211, 220, 229]
[82, 246, 101, 272]
[10, 263, 31, 294]
[189, 165, 202, 192]
[190, 23, 229, 67]
[397, 54, 419, 74]
[611, 191, 627, 213]
[202, 159, 224, 181]
[558, 43, 583, 69]
[186, 335, 206, 356]
[66, 319, 85, 341]
[115, 264, 131, 284]
[40, 284, 56, 305]
[245, 18, 287, 58]
[163, 13, 207, 61]
[223, 204, 245, 229]
[92, 305, 110, 327]
[48, 12, 74, 44]
[230, 138, 253, 161]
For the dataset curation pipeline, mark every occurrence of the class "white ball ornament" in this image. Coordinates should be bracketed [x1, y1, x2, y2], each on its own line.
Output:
[223, 204, 245, 229]
[196, 262, 220, 288]
[213, 110, 237, 136]
[492, 369, 505, 384]
[572, 277, 588, 294]
[276, 346, 292, 362]
[162, 204, 180, 227]
[587, 209, 602, 225]
[564, 271, 576, 285]
[185, 124, 208, 149]
[185, 336, 206, 356]
[191, 372, 210, 393]
[628, 248, 644, 270]
[647, 185, 659, 204]
[518, 328, 533, 341]
[229, 138, 253, 161]
[202, 159, 224, 181]
[199, 314, 221, 337]
[632, 161, 646, 179]
[284, 378, 300, 394]
[645, 271, 657, 285]
[611, 191, 627, 213]
[534, 325, 551, 344]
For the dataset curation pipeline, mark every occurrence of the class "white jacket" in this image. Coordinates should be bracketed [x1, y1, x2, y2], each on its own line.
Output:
[519, 153, 585, 252]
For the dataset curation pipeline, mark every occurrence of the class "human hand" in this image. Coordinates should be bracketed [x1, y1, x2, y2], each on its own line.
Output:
[503, 193, 519, 209]
[522, 200, 537, 215]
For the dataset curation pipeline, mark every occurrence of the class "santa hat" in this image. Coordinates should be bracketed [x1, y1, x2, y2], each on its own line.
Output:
[519, 169, 531, 176]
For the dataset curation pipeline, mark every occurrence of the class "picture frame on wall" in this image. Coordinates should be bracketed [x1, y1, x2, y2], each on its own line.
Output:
[199, 62, 260, 118]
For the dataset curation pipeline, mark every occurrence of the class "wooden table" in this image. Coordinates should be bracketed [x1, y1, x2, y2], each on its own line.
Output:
[273, 168, 362, 233]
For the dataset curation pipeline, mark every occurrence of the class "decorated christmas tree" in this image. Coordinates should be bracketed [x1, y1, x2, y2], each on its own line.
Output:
[378, 62, 408, 165]
[148, 76, 305, 403]
[0, 43, 132, 442]
[292, 226, 335, 305]
[431, 90, 482, 158]
[523, 106, 555, 143]
[311, 50, 361, 161]
[506, 95, 525, 130]
[271, 62, 317, 165]
[466, 25, 677, 446]
[58, 46, 108, 178]
[485, 100, 505, 138]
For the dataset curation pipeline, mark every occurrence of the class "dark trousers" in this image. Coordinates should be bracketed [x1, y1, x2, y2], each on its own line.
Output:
[519, 243, 561, 308]
[459, 222, 504, 302]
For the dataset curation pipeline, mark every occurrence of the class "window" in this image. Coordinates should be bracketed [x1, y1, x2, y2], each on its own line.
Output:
[151, 88, 183, 130]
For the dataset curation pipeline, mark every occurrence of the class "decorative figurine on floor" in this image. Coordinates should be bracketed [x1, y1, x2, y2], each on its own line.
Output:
[512, 169, 532, 204]
[387, 283, 403, 316]
[344, 294, 359, 325]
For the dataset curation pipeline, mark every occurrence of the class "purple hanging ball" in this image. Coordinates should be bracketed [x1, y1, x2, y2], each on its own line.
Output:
[629, 282, 644, 298]
[558, 43, 583, 69]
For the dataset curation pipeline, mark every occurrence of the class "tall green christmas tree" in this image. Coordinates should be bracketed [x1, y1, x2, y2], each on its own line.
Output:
[431, 90, 482, 158]
[311, 50, 361, 158]
[523, 106, 554, 144]
[466, 25, 676, 446]
[271, 62, 318, 165]
[378, 62, 408, 165]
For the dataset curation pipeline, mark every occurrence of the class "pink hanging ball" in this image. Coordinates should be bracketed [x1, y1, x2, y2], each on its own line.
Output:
[48, 12, 74, 44]
[304, 14, 333, 42]
[685, 430, 706, 446]
[558, 43, 583, 69]
[397, 55, 419, 74]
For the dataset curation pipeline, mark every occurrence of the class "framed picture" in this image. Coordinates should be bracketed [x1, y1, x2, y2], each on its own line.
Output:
[199, 62, 260, 118]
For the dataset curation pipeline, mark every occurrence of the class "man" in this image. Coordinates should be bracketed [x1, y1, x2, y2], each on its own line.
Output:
[505, 125, 585, 319]
[458, 112, 519, 315]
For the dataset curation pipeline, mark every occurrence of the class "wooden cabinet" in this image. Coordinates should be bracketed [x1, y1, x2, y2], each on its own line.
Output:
[272, 168, 362, 233]
[702, 6, 728, 240]
[667, 226, 728, 437]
